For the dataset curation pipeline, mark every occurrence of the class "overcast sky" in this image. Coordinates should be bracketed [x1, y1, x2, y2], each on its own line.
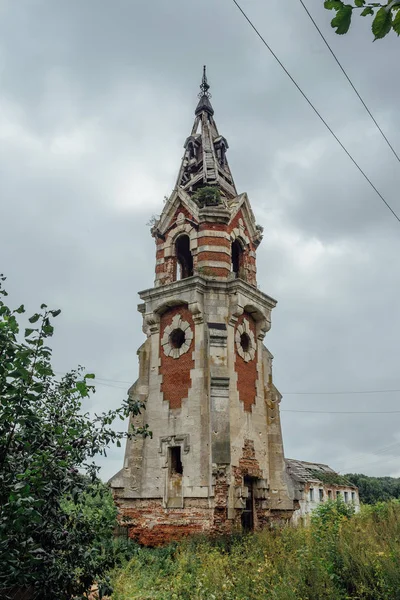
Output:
[1, 0, 400, 481]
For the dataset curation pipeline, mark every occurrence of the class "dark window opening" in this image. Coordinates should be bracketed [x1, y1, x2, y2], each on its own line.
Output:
[328, 490, 332, 500]
[319, 488, 324, 502]
[231, 240, 243, 278]
[169, 328, 185, 349]
[169, 446, 183, 475]
[336, 490, 341, 499]
[176, 235, 193, 280]
[241, 476, 255, 532]
[240, 332, 251, 353]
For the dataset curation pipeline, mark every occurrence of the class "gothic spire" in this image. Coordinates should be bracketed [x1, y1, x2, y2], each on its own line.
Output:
[175, 67, 237, 199]
[195, 66, 214, 116]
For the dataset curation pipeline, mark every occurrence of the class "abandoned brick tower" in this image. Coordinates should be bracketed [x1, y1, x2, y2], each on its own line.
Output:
[109, 68, 294, 544]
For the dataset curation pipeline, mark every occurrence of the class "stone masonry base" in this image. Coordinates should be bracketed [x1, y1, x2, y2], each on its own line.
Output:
[115, 497, 293, 546]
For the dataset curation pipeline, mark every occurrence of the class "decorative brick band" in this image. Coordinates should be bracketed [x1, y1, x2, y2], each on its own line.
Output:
[197, 245, 231, 255]
[197, 260, 231, 269]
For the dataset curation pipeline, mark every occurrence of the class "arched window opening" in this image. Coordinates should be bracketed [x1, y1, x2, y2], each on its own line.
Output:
[175, 235, 193, 281]
[231, 239, 243, 278]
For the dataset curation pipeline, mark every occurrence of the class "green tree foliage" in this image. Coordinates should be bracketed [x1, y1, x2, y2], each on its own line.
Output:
[324, 0, 400, 39]
[345, 472, 400, 504]
[0, 275, 148, 599]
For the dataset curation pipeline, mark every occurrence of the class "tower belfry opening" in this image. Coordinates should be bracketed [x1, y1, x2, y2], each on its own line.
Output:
[231, 239, 243, 278]
[109, 67, 295, 545]
[175, 235, 193, 280]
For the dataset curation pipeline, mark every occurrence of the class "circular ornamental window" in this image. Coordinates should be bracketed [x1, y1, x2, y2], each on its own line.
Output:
[161, 313, 193, 359]
[169, 328, 185, 349]
[235, 319, 256, 362]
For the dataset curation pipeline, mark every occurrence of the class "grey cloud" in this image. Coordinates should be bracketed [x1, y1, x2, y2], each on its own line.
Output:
[1, 0, 399, 482]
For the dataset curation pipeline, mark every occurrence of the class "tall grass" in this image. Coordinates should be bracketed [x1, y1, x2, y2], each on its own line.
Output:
[110, 500, 400, 600]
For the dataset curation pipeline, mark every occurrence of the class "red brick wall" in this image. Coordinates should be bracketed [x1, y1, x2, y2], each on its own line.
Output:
[229, 210, 255, 252]
[235, 313, 257, 412]
[233, 439, 262, 485]
[197, 250, 230, 263]
[119, 499, 213, 546]
[160, 306, 195, 409]
[198, 236, 230, 247]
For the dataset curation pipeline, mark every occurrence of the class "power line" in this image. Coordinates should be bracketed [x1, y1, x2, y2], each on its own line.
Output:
[335, 439, 400, 472]
[230, 0, 400, 224]
[54, 371, 400, 396]
[282, 409, 400, 414]
[298, 0, 400, 164]
[284, 389, 400, 396]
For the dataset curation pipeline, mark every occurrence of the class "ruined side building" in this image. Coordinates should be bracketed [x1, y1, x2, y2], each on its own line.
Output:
[286, 459, 360, 525]
[109, 69, 357, 545]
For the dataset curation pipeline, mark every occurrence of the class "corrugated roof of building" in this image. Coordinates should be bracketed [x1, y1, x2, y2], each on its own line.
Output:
[285, 458, 356, 488]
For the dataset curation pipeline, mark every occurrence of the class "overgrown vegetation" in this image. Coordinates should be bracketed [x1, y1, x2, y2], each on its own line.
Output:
[192, 185, 221, 207]
[0, 275, 148, 600]
[110, 499, 400, 600]
[310, 470, 352, 487]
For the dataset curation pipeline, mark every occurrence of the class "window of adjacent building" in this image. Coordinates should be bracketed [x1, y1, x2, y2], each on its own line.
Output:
[231, 239, 243, 278]
[309, 488, 314, 502]
[175, 235, 193, 280]
[344, 491, 349, 503]
[351, 491, 355, 503]
[328, 490, 332, 500]
[319, 488, 324, 502]
[336, 490, 341, 499]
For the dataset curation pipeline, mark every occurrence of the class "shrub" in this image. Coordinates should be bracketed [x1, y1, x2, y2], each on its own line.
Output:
[0, 275, 148, 599]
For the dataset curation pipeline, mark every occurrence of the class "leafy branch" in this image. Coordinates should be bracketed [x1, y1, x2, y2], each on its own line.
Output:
[0, 275, 149, 599]
[324, 0, 400, 38]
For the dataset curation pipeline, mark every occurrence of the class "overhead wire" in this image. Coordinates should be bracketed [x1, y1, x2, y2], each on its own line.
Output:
[283, 389, 400, 396]
[230, 0, 400, 223]
[281, 409, 400, 414]
[298, 0, 400, 164]
[54, 371, 400, 397]
[336, 440, 400, 471]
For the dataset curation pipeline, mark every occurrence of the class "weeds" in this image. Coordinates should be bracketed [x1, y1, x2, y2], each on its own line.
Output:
[110, 500, 400, 600]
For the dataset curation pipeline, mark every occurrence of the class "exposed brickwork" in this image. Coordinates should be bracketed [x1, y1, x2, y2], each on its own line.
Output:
[235, 313, 257, 412]
[233, 439, 262, 486]
[198, 266, 230, 278]
[228, 210, 257, 286]
[212, 468, 232, 535]
[170, 203, 195, 224]
[199, 223, 228, 233]
[197, 251, 231, 263]
[229, 210, 255, 252]
[118, 499, 212, 546]
[160, 306, 194, 409]
[198, 236, 230, 247]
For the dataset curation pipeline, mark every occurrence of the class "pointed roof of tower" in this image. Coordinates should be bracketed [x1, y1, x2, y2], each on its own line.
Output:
[195, 66, 214, 116]
[153, 68, 264, 250]
[175, 67, 237, 199]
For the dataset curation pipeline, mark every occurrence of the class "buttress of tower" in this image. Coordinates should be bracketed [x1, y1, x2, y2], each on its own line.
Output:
[175, 67, 237, 200]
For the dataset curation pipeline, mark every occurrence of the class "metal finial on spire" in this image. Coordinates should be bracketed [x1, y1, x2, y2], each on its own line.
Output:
[198, 65, 211, 99]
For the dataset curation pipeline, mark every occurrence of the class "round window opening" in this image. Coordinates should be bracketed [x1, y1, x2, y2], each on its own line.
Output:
[169, 328, 186, 349]
[240, 332, 251, 353]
